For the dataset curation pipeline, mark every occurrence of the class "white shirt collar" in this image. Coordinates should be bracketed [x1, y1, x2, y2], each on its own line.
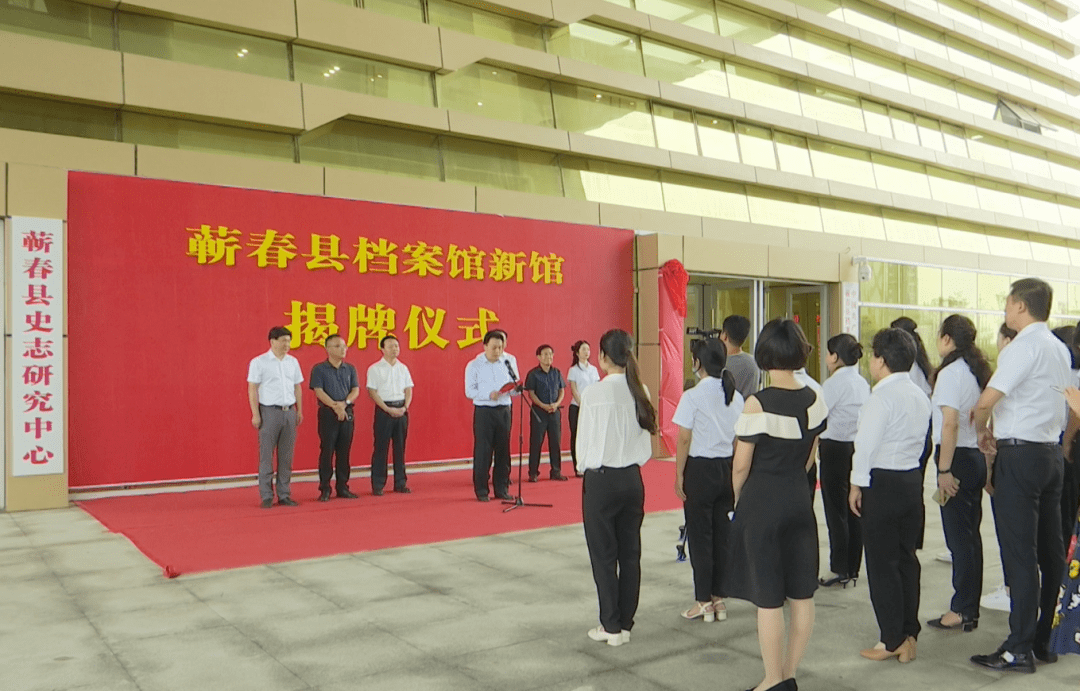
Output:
[872, 371, 909, 391]
[1013, 321, 1049, 341]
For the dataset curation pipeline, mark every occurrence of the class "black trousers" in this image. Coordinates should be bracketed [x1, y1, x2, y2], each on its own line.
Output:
[1061, 441, 1080, 549]
[938, 447, 986, 619]
[583, 465, 644, 634]
[683, 456, 733, 603]
[473, 405, 511, 498]
[862, 468, 924, 651]
[993, 443, 1065, 654]
[806, 461, 817, 508]
[371, 407, 408, 492]
[569, 404, 581, 476]
[528, 407, 562, 478]
[317, 406, 354, 493]
[819, 440, 863, 578]
[916, 425, 933, 550]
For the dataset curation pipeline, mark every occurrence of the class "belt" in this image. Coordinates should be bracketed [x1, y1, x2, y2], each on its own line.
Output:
[384, 400, 405, 408]
[997, 438, 1060, 447]
[586, 465, 642, 473]
[259, 403, 295, 411]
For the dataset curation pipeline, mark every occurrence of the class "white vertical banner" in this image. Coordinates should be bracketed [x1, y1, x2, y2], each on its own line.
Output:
[10, 217, 64, 477]
[841, 281, 860, 336]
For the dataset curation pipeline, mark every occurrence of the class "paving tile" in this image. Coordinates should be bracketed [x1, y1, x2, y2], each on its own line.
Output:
[313, 663, 496, 691]
[393, 611, 543, 657]
[59, 564, 166, 595]
[73, 582, 200, 616]
[39, 537, 152, 575]
[270, 556, 429, 608]
[113, 626, 308, 691]
[447, 638, 612, 691]
[86, 600, 230, 645]
[0, 577, 87, 633]
[5, 653, 134, 691]
[531, 669, 674, 691]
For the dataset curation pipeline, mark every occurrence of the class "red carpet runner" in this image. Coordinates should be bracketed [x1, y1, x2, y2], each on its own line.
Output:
[76, 461, 681, 577]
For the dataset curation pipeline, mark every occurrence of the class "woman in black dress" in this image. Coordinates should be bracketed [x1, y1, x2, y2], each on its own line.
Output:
[728, 319, 828, 691]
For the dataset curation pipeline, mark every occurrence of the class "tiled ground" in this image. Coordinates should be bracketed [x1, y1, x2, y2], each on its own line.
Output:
[1, 478, 1074, 691]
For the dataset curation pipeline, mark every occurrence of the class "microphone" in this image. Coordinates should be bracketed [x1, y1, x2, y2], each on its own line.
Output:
[505, 359, 518, 382]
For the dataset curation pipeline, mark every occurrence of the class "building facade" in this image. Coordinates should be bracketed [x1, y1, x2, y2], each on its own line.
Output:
[3, 0, 1080, 508]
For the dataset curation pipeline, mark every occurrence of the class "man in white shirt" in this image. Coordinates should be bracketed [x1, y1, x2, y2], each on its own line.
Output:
[849, 327, 932, 662]
[971, 278, 1072, 673]
[247, 326, 304, 509]
[367, 335, 414, 495]
[465, 331, 515, 502]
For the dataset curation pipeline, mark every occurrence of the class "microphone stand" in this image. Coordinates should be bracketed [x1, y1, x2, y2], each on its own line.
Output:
[503, 361, 552, 513]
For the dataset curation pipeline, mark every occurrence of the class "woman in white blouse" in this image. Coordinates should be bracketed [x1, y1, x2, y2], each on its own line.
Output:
[577, 329, 657, 647]
[817, 334, 870, 588]
[568, 340, 602, 478]
[673, 338, 744, 623]
[928, 315, 992, 632]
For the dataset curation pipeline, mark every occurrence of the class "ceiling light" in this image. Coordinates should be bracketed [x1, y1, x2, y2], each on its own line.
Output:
[477, 101, 483, 106]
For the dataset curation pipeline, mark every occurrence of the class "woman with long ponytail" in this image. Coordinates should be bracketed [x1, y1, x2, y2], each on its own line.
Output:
[673, 337, 745, 623]
[817, 334, 870, 589]
[577, 329, 657, 646]
[892, 316, 935, 550]
[567, 340, 601, 478]
[927, 314, 991, 633]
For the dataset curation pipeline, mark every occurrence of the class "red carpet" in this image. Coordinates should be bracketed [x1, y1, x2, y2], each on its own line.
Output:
[76, 461, 680, 577]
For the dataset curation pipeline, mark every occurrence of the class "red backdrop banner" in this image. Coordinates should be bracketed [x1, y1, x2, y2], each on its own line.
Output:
[67, 173, 634, 488]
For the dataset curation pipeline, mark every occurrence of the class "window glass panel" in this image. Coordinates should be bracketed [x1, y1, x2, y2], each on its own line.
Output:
[927, 167, 979, 207]
[427, 0, 545, 50]
[0, 0, 113, 49]
[696, 115, 740, 162]
[298, 121, 441, 179]
[819, 199, 885, 239]
[715, 4, 790, 56]
[794, 0, 841, 12]
[862, 100, 892, 139]
[985, 231, 1032, 259]
[561, 157, 665, 210]
[808, 140, 871, 186]
[747, 188, 822, 231]
[442, 138, 562, 195]
[841, 2, 899, 43]
[294, 46, 433, 107]
[906, 66, 958, 110]
[975, 272, 1010, 311]
[882, 209, 940, 247]
[1049, 154, 1080, 186]
[943, 37, 988, 74]
[1060, 200, 1080, 228]
[941, 122, 967, 157]
[362, 0, 424, 23]
[871, 154, 930, 199]
[0, 92, 116, 141]
[955, 83, 998, 120]
[737, 123, 776, 169]
[436, 64, 552, 126]
[1018, 189, 1061, 224]
[890, 109, 920, 145]
[798, 83, 864, 130]
[545, 22, 644, 76]
[725, 62, 801, 115]
[774, 132, 812, 176]
[118, 13, 289, 80]
[1031, 240, 1071, 266]
[895, 17, 947, 58]
[975, 180, 1022, 216]
[654, 104, 697, 154]
[859, 307, 904, 377]
[643, 41, 727, 97]
[660, 171, 750, 220]
[788, 28, 852, 75]
[937, 0, 982, 32]
[1008, 142, 1051, 179]
[901, 267, 941, 307]
[860, 261, 894, 304]
[852, 48, 908, 93]
[940, 269, 976, 309]
[123, 112, 294, 161]
[915, 116, 944, 152]
[966, 131, 1012, 169]
[636, 0, 717, 33]
[551, 83, 654, 147]
[938, 220, 990, 255]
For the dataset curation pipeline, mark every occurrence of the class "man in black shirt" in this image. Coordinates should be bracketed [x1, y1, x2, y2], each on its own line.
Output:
[526, 344, 567, 482]
[309, 334, 360, 501]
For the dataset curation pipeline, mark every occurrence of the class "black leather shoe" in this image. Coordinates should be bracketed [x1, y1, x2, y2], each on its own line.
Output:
[927, 613, 977, 632]
[1033, 643, 1059, 664]
[337, 489, 359, 499]
[372, 488, 384, 496]
[970, 650, 1035, 673]
[278, 498, 299, 507]
[528, 475, 539, 483]
[551, 473, 568, 481]
[495, 490, 514, 501]
[260, 499, 273, 509]
[476, 495, 490, 502]
[394, 487, 412, 494]
[318, 491, 331, 502]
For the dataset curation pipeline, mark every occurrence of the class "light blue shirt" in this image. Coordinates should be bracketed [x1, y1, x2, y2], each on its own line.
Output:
[988, 321, 1072, 442]
[465, 352, 514, 407]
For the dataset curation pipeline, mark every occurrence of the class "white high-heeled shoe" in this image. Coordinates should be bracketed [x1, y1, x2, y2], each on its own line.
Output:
[681, 601, 715, 622]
